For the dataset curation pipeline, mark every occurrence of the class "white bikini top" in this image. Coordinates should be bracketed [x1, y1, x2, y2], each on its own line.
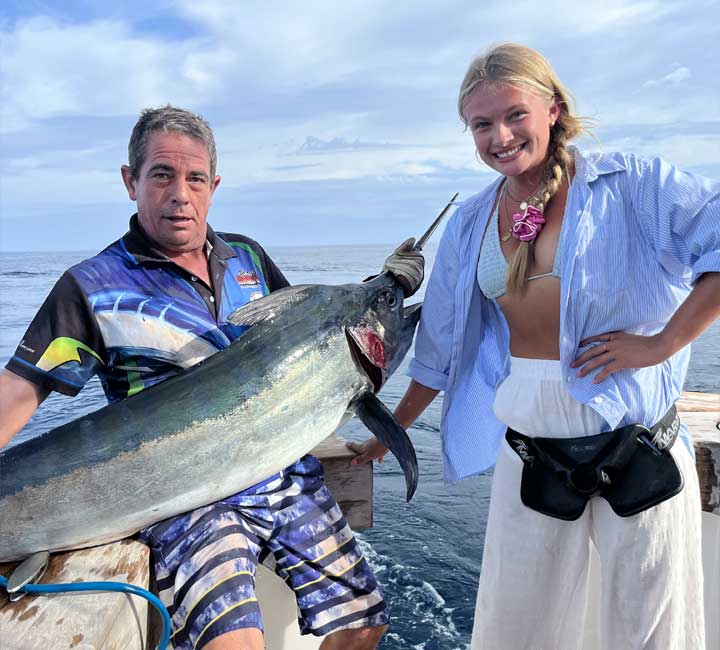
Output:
[476, 201, 562, 300]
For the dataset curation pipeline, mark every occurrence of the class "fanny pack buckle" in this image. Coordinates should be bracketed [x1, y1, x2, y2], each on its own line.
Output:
[568, 463, 610, 494]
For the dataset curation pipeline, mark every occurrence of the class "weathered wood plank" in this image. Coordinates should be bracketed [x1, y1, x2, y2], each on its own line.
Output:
[312, 434, 357, 460]
[0, 563, 11, 611]
[683, 411, 720, 443]
[322, 457, 374, 530]
[0, 539, 150, 650]
[679, 391, 720, 516]
[312, 435, 373, 531]
[678, 391, 720, 413]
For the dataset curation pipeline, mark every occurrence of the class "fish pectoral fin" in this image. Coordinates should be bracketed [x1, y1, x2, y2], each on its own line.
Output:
[6, 551, 50, 600]
[354, 392, 418, 501]
[227, 286, 312, 326]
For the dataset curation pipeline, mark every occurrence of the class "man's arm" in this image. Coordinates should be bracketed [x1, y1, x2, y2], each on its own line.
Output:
[0, 369, 49, 450]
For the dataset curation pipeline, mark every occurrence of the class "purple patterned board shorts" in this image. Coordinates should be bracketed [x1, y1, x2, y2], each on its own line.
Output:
[138, 454, 389, 650]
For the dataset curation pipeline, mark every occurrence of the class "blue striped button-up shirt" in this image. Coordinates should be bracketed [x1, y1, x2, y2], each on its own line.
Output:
[408, 148, 720, 482]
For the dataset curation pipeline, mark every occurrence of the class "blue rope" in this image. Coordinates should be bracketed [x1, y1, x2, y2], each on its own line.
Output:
[0, 574, 171, 650]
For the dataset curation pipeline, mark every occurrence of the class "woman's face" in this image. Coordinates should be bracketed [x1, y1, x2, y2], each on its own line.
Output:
[463, 83, 560, 180]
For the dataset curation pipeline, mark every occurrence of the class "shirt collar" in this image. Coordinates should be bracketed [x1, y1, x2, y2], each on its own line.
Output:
[571, 146, 626, 183]
[121, 214, 237, 265]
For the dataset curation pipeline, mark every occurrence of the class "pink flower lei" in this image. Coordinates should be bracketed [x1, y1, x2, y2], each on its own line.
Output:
[511, 202, 545, 242]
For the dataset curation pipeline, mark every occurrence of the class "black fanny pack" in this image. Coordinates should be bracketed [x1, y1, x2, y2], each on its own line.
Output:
[505, 405, 683, 520]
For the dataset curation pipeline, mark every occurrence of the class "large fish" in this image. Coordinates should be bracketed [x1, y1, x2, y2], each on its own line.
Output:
[0, 273, 420, 563]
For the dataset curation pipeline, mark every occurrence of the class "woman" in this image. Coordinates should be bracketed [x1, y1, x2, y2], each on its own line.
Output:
[349, 43, 720, 649]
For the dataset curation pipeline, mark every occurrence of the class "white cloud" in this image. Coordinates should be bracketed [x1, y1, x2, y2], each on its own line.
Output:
[595, 132, 720, 171]
[0, 16, 221, 132]
[295, 136, 415, 154]
[0, 137, 127, 205]
[553, 0, 675, 33]
[1, 0, 718, 250]
[174, 0, 391, 88]
[643, 63, 692, 88]
[591, 88, 718, 129]
[459, 0, 678, 41]
[215, 121, 470, 186]
[0, 1, 696, 134]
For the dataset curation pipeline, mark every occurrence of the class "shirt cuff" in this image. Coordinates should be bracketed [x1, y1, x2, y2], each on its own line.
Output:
[407, 358, 448, 391]
[691, 251, 720, 283]
[6, 357, 83, 397]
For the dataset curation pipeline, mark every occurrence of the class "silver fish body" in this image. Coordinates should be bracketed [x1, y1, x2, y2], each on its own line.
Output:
[0, 274, 420, 562]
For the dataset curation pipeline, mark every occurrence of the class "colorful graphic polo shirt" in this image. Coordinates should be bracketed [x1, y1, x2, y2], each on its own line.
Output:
[7, 215, 289, 402]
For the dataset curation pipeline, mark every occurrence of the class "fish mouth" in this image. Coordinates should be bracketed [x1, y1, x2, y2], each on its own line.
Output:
[345, 326, 385, 393]
[345, 304, 421, 393]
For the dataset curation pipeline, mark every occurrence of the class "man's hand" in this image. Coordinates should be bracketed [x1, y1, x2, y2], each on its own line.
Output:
[383, 238, 424, 297]
[346, 437, 389, 465]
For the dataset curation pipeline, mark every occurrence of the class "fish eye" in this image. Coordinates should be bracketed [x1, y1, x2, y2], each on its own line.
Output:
[374, 290, 399, 310]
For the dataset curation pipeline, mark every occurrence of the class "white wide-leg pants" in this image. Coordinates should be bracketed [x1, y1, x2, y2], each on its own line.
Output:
[471, 358, 705, 650]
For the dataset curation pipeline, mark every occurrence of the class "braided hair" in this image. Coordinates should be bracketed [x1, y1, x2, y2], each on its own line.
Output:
[458, 43, 593, 293]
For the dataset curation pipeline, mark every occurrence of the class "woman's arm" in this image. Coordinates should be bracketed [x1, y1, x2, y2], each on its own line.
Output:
[573, 272, 720, 382]
[347, 380, 440, 464]
[574, 156, 720, 383]
[659, 272, 720, 352]
[348, 201, 466, 462]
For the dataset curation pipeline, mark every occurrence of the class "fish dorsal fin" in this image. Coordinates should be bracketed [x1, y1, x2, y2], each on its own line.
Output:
[227, 285, 312, 327]
[354, 392, 418, 501]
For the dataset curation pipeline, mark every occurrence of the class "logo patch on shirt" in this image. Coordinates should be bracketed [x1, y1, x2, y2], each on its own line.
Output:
[236, 270, 261, 286]
[19, 340, 36, 354]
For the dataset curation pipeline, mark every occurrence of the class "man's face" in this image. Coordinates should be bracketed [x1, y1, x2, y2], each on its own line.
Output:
[121, 131, 220, 256]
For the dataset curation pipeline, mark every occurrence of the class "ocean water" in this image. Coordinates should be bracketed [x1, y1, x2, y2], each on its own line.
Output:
[1, 247, 718, 650]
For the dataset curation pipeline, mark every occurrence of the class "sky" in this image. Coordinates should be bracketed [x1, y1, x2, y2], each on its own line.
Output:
[1, 0, 719, 251]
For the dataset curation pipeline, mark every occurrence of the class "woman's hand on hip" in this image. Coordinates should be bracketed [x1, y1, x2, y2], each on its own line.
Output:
[571, 331, 671, 383]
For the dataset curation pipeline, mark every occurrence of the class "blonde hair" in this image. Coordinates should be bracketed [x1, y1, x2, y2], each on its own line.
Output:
[459, 43, 593, 292]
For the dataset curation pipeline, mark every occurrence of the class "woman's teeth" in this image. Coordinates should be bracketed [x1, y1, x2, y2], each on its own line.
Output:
[496, 144, 523, 159]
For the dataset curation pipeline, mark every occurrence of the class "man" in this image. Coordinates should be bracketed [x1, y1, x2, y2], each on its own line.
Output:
[0, 106, 424, 650]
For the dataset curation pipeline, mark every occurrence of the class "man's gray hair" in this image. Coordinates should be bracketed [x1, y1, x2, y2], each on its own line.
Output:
[128, 105, 217, 178]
